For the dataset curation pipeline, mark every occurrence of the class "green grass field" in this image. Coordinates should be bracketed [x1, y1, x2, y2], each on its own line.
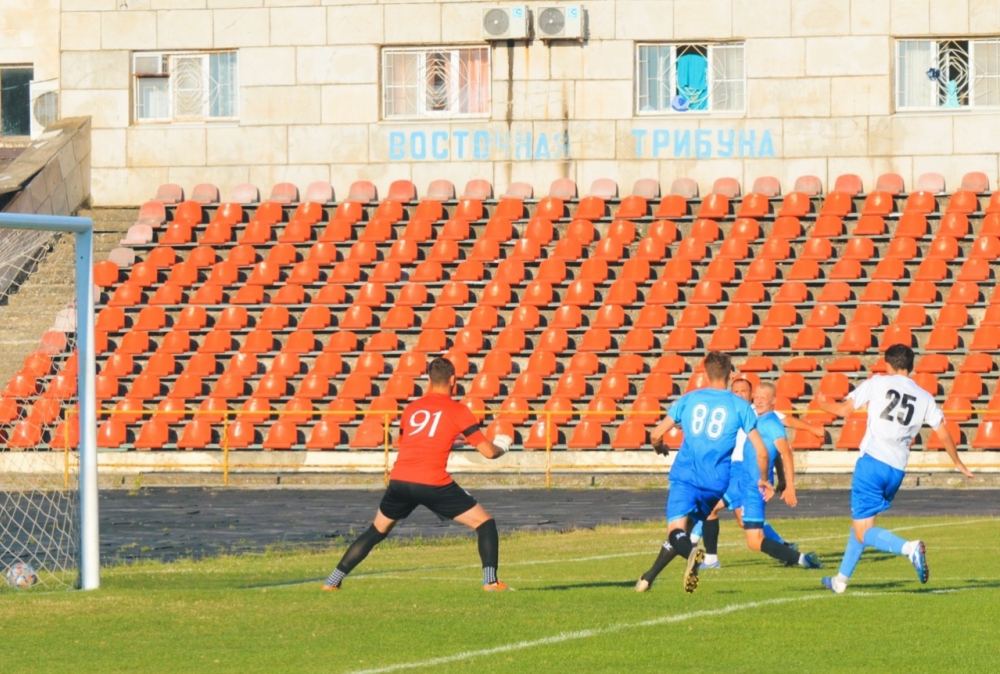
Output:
[2, 516, 998, 673]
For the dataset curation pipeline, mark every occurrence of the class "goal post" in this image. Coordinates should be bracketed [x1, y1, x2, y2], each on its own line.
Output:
[0, 212, 98, 590]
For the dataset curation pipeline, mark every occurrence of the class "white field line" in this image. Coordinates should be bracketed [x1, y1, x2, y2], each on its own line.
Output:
[340, 586, 986, 674]
[351, 574, 1000, 584]
[246, 517, 997, 590]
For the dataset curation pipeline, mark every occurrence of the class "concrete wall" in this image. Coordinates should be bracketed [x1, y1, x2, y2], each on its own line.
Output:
[2, 117, 91, 216]
[25, 0, 1000, 204]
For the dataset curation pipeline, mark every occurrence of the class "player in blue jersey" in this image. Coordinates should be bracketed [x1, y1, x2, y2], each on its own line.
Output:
[818, 345, 974, 594]
[737, 382, 822, 568]
[635, 352, 774, 594]
[691, 378, 826, 569]
[693, 378, 825, 568]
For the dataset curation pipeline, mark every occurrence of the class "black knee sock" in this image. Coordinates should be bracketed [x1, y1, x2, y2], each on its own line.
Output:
[761, 538, 801, 566]
[641, 542, 678, 583]
[335, 524, 388, 575]
[702, 518, 720, 555]
[668, 529, 694, 559]
[476, 519, 499, 584]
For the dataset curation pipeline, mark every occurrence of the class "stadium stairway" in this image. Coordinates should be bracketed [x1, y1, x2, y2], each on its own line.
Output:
[3, 175, 1000, 455]
[0, 208, 136, 387]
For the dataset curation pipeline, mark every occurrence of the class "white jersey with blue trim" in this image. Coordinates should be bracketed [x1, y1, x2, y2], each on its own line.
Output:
[732, 410, 785, 463]
[847, 374, 944, 472]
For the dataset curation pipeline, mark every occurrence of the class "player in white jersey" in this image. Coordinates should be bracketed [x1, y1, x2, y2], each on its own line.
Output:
[693, 378, 824, 568]
[817, 345, 974, 594]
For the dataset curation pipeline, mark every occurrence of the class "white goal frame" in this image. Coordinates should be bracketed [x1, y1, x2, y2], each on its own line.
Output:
[0, 212, 99, 590]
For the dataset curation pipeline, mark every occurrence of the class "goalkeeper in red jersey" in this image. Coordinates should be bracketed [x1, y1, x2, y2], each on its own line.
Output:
[323, 357, 513, 592]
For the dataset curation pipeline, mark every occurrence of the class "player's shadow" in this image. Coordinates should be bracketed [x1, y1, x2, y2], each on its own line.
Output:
[791, 579, 1000, 594]
[522, 581, 639, 592]
[241, 576, 326, 590]
[863, 580, 1000, 594]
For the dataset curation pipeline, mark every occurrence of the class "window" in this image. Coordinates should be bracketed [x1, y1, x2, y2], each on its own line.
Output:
[636, 43, 745, 115]
[896, 39, 1000, 110]
[133, 51, 238, 123]
[0, 66, 33, 136]
[382, 47, 491, 120]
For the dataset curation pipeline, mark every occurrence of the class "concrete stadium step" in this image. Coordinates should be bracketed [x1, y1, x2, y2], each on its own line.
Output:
[0, 208, 138, 385]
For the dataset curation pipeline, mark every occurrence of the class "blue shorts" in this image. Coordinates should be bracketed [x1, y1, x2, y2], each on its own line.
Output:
[851, 454, 906, 520]
[740, 485, 766, 529]
[667, 480, 723, 525]
[722, 467, 746, 511]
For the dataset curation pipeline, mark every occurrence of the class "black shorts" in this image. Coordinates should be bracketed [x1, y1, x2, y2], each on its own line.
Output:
[378, 480, 479, 521]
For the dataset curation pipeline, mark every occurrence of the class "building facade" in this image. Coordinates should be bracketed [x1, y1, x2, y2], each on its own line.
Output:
[3, 0, 1000, 205]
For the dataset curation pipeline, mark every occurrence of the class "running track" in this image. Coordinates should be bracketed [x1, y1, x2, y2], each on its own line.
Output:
[98, 488, 1000, 563]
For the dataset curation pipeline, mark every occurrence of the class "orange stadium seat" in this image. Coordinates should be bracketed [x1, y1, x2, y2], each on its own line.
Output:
[836, 417, 867, 449]
[593, 305, 625, 329]
[648, 220, 679, 244]
[690, 280, 722, 305]
[665, 327, 698, 352]
[744, 258, 776, 282]
[661, 258, 692, 284]
[675, 237, 706, 262]
[733, 281, 766, 304]
[736, 193, 770, 218]
[777, 192, 811, 217]
[751, 327, 785, 351]
[763, 304, 797, 328]
[647, 280, 679, 305]
[719, 237, 750, 262]
[703, 259, 735, 283]
[722, 303, 755, 329]
[793, 327, 828, 351]
[677, 305, 710, 329]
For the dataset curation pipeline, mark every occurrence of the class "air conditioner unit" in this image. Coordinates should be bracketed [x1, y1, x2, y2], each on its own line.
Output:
[29, 79, 59, 139]
[482, 5, 530, 40]
[133, 54, 169, 76]
[537, 5, 584, 40]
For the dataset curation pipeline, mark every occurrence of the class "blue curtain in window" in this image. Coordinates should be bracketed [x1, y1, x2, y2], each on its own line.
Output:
[676, 53, 708, 110]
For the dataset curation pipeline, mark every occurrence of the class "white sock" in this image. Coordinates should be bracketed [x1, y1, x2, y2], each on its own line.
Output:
[835, 573, 849, 586]
[901, 541, 917, 557]
[690, 534, 701, 544]
[798, 553, 807, 567]
[704, 554, 718, 565]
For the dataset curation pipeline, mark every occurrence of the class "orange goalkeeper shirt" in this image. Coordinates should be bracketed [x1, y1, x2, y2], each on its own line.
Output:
[389, 393, 488, 486]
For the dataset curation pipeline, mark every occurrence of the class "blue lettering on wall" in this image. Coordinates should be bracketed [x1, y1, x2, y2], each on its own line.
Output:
[385, 129, 574, 161]
[431, 131, 448, 160]
[386, 127, 773, 161]
[631, 128, 776, 159]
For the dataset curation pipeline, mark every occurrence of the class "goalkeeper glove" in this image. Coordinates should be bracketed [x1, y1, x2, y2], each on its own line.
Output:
[493, 434, 513, 456]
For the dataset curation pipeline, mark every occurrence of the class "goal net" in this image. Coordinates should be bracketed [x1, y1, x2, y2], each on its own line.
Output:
[0, 213, 98, 591]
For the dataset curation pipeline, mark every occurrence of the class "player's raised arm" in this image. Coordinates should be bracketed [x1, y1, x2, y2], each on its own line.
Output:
[782, 413, 825, 439]
[816, 392, 857, 420]
[775, 436, 797, 507]
[746, 429, 774, 502]
[476, 435, 512, 460]
[820, 378, 874, 420]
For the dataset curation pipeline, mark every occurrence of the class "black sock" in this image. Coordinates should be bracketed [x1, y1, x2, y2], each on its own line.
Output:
[761, 538, 801, 566]
[641, 542, 678, 583]
[702, 518, 720, 555]
[668, 529, 694, 558]
[334, 524, 388, 575]
[476, 519, 499, 584]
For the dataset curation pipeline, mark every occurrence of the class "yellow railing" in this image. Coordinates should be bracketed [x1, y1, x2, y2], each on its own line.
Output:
[63, 408, 675, 488]
[58, 406, 991, 489]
